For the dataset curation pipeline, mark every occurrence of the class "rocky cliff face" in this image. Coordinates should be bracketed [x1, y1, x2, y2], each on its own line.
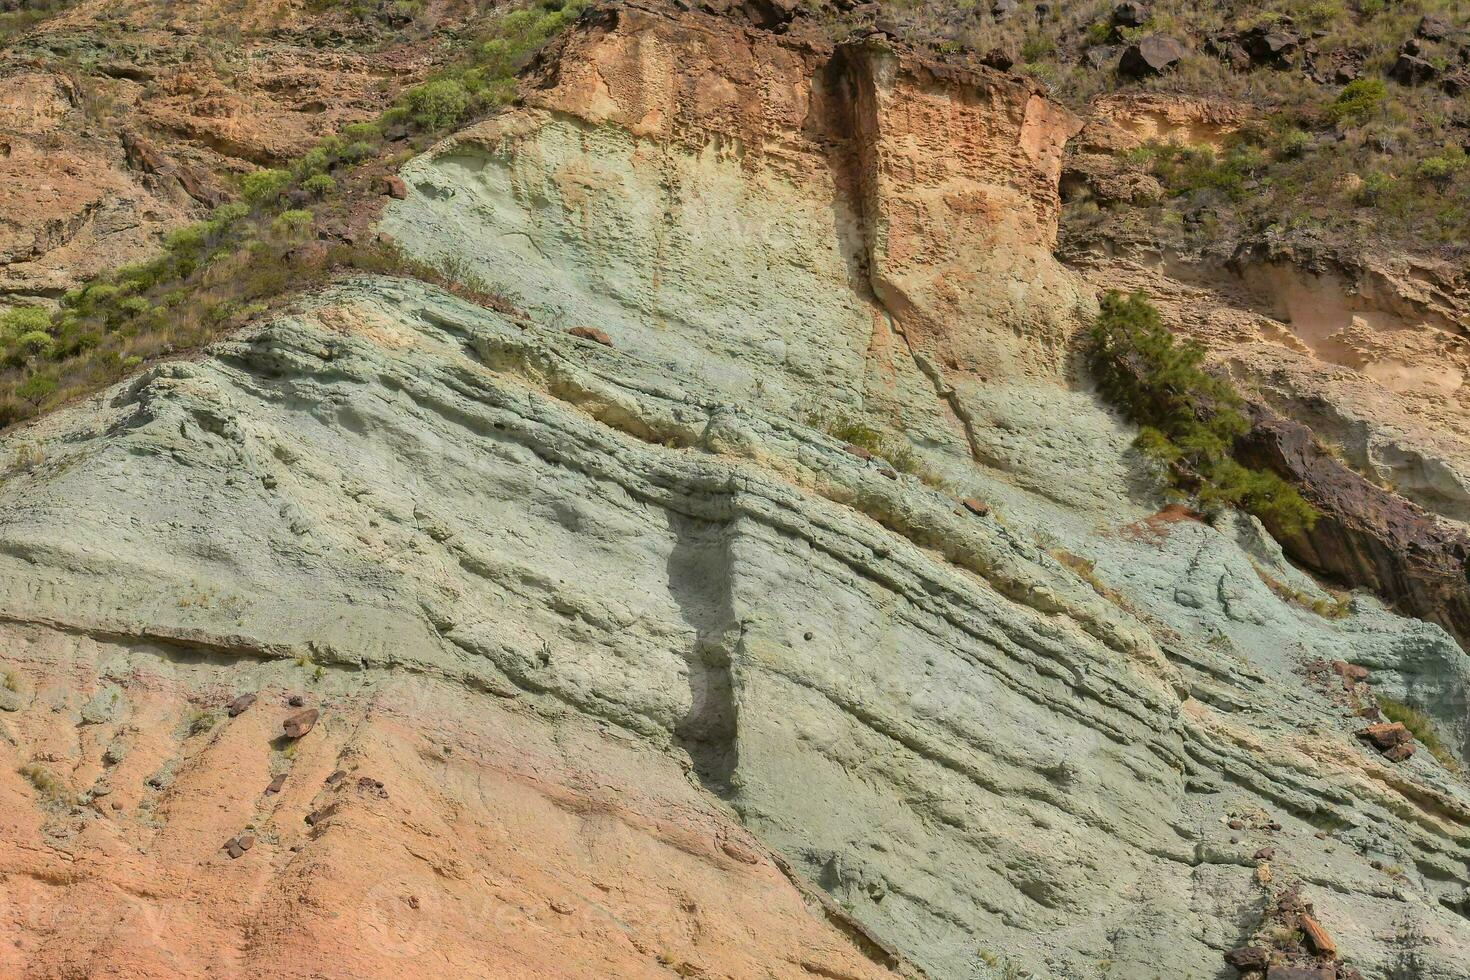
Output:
[2, 5, 1470, 980]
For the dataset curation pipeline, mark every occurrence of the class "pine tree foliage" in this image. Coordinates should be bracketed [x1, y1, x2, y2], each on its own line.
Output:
[1089, 290, 1318, 538]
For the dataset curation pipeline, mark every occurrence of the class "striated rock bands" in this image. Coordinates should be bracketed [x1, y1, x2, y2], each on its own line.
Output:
[1, 5, 1469, 980]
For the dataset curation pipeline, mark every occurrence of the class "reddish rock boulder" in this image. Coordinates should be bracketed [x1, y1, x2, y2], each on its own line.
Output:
[1384, 742, 1417, 762]
[961, 498, 990, 517]
[227, 692, 257, 717]
[1266, 966, 1334, 980]
[1299, 914, 1336, 958]
[1358, 722, 1411, 751]
[382, 175, 408, 199]
[283, 708, 319, 739]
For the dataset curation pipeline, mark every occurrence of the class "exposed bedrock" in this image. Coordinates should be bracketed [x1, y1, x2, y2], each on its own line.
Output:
[2, 4, 1469, 979]
[1239, 403, 1470, 764]
[0, 280, 1467, 979]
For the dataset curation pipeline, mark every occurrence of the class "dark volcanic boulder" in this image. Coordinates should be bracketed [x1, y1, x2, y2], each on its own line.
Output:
[1241, 25, 1301, 68]
[979, 47, 1015, 71]
[1118, 35, 1185, 77]
[1111, 1, 1148, 28]
[1205, 32, 1251, 72]
[1417, 15, 1452, 41]
[1390, 53, 1441, 85]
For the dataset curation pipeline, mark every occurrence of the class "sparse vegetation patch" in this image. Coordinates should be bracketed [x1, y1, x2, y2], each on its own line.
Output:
[1088, 290, 1318, 538]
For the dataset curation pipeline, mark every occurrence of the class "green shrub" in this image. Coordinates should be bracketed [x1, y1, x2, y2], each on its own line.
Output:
[211, 202, 251, 225]
[1326, 78, 1386, 125]
[1, 307, 50, 338]
[405, 79, 470, 130]
[301, 173, 336, 197]
[341, 121, 381, 141]
[296, 146, 334, 177]
[1355, 170, 1394, 205]
[271, 209, 314, 237]
[240, 168, 292, 205]
[15, 331, 55, 357]
[16, 373, 58, 405]
[1089, 290, 1317, 537]
[341, 140, 376, 164]
[1275, 129, 1311, 159]
[117, 296, 152, 317]
[1416, 150, 1466, 184]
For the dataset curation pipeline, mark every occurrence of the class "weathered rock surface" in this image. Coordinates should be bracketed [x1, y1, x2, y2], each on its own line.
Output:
[0, 267, 1466, 977]
[0, 5, 1468, 980]
[1240, 403, 1470, 657]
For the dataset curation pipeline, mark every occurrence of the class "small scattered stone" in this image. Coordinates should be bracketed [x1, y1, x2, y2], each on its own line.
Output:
[110, 801, 123, 811]
[265, 773, 288, 795]
[549, 900, 574, 915]
[382, 175, 409, 200]
[288, 694, 305, 708]
[0, 687, 22, 712]
[961, 498, 990, 517]
[1223, 945, 1269, 971]
[325, 769, 348, 786]
[357, 775, 387, 798]
[567, 326, 613, 346]
[720, 840, 762, 865]
[227, 692, 257, 717]
[237, 834, 256, 852]
[1227, 819, 1245, 830]
[282, 708, 319, 739]
[842, 443, 873, 460]
[1254, 846, 1275, 862]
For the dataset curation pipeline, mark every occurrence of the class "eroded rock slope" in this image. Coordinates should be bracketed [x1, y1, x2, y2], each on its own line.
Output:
[2, 5, 1469, 980]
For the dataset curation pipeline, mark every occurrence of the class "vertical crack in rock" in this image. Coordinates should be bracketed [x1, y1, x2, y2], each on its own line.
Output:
[834, 43, 994, 470]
